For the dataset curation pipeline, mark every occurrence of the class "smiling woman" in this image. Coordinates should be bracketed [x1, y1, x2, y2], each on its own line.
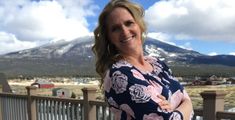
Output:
[92, 0, 193, 120]
[106, 7, 143, 60]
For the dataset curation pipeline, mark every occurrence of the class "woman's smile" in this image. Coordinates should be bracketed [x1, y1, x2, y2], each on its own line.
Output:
[120, 35, 135, 43]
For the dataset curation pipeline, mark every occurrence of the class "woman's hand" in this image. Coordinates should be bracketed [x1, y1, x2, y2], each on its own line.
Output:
[157, 94, 173, 112]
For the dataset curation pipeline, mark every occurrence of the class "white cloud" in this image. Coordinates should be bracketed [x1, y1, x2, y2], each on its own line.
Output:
[147, 32, 176, 45]
[179, 42, 193, 50]
[0, 31, 37, 55]
[208, 52, 218, 56]
[145, 0, 235, 42]
[147, 32, 193, 51]
[0, 0, 97, 54]
[229, 52, 235, 56]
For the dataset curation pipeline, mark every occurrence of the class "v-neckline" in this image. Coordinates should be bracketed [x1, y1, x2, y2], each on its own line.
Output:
[123, 57, 155, 75]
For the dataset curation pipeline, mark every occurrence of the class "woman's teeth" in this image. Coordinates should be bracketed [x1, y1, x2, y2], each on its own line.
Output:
[121, 36, 134, 43]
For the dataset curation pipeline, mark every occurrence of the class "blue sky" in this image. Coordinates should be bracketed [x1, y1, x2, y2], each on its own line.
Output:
[0, 0, 235, 56]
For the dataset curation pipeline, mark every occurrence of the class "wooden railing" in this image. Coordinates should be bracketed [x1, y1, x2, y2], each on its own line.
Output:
[0, 86, 110, 120]
[0, 86, 235, 120]
[0, 93, 28, 120]
[192, 90, 235, 120]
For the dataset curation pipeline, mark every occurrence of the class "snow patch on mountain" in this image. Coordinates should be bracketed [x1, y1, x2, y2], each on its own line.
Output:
[169, 53, 177, 57]
[145, 45, 160, 57]
[54, 44, 74, 56]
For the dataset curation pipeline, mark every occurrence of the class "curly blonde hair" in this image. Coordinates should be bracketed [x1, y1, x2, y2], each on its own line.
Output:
[92, 0, 146, 86]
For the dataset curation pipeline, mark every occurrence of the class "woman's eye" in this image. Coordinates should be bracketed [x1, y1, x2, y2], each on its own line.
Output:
[125, 20, 134, 26]
[112, 28, 117, 32]
[111, 26, 120, 32]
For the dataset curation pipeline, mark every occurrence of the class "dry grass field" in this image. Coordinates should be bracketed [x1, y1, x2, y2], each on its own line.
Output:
[9, 80, 99, 97]
[185, 85, 235, 110]
[8, 80, 235, 110]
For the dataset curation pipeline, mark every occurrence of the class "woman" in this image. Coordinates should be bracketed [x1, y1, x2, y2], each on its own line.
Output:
[92, 0, 193, 119]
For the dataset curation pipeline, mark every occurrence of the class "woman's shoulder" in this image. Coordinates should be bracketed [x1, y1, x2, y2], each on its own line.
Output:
[111, 59, 133, 69]
[144, 55, 158, 61]
[145, 56, 166, 66]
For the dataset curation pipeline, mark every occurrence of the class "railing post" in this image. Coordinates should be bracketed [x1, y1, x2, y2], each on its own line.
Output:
[0, 73, 12, 93]
[26, 86, 37, 120]
[82, 87, 97, 120]
[200, 90, 226, 120]
[0, 84, 2, 92]
[0, 84, 2, 120]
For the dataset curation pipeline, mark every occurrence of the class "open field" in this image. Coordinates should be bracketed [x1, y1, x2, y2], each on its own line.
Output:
[185, 85, 235, 110]
[9, 80, 99, 97]
[8, 80, 235, 110]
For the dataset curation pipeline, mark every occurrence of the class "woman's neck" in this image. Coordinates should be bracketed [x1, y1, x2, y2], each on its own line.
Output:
[123, 54, 153, 73]
[123, 54, 145, 65]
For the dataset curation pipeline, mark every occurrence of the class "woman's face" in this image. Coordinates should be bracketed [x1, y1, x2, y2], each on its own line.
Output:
[107, 7, 142, 55]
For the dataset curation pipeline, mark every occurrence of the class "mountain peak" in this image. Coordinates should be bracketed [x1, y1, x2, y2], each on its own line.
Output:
[1, 36, 235, 77]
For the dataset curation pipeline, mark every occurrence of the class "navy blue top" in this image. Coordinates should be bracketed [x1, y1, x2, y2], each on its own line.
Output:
[103, 56, 192, 120]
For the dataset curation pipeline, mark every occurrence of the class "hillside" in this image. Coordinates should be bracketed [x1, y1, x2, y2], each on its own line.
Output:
[1, 36, 235, 78]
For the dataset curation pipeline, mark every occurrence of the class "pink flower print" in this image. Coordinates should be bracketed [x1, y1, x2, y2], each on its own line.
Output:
[110, 107, 122, 120]
[126, 114, 132, 120]
[145, 56, 157, 64]
[146, 57, 163, 68]
[144, 80, 164, 104]
[153, 65, 162, 74]
[170, 90, 183, 109]
[169, 112, 182, 120]
[113, 60, 132, 68]
[145, 85, 162, 103]
[152, 75, 162, 82]
[129, 84, 151, 103]
[150, 80, 162, 92]
[131, 69, 146, 81]
[162, 77, 170, 84]
[112, 71, 128, 94]
[104, 70, 112, 92]
[120, 104, 136, 119]
[107, 97, 118, 108]
[143, 113, 164, 120]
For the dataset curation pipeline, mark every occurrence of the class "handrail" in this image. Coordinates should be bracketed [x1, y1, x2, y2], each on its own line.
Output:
[216, 111, 235, 119]
[89, 100, 108, 106]
[32, 95, 84, 103]
[0, 92, 27, 98]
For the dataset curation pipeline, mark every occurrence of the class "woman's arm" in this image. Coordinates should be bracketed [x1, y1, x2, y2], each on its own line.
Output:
[158, 94, 193, 120]
[176, 97, 193, 120]
[157, 58, 194, 120]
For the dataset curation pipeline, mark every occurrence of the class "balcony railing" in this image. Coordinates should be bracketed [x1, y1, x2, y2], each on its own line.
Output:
[0, 85, 235, 120]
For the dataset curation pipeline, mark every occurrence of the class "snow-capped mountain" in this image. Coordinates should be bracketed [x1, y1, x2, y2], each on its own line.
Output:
[0, 36, 235, 77]
[144, 38, 235, 66]
[2, 37, 201, 64]
[3, 36, 94, 59]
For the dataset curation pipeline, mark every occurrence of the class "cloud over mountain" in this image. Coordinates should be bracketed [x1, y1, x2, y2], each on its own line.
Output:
[145, 0, 235, 42]
[0, 0, 97, 54]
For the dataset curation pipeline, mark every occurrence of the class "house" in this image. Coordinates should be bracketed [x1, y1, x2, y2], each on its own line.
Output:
[226, 78, 235, 84]
[31, 80, 54, 88]
[209, 75, 218, 81]
[192, 80, 205, 85]
[52, 88, 71, 98]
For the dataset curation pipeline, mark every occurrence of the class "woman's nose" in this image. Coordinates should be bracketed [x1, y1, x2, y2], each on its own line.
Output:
[121, 26, 129, 36]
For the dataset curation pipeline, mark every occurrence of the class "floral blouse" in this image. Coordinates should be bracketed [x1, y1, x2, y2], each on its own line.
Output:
[104, 56, 192, 120]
